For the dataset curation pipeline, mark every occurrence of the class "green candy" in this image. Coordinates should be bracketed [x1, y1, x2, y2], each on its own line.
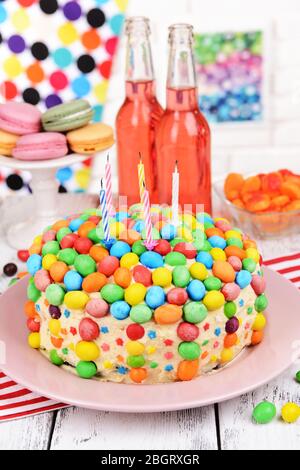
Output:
[45, 284, 65, 306]
[178, 342, 201, 360]
[242, 257, 257, 273]
[255, 294, 268, 312]
[204, 221, 214, 229]
[192, 229, 207, 241]
[50, 349, 64, 366]
[74, 254, 96, 277]
[101, 284, 124, 303]
[165, 252, 187, 266]
[183, 302, 208, 323]
[195, 239, 212, 252]
[141, 227, 160, 240]
[204, 276, 222, 291]
[132, 240, 147, 256]
[170, 237, 185, 248]
[27, 278, 41, 302]
[247, 306, 253, 315]
[226, 237, 243, 249]
[95, 224, 105, 241]
[42, 241, 60, 256]
[88, 228, 102, 244]
[172, 266, 190, 287]
[127, 355, 145, 368]
[295, 371, 300, 383]
[130, 304, 152, 323]
[224, 301, 237, 319]
[150, 361, 158, 369]
[79, 214, 90, 221]
[56, 227, 72, 243]
[76, 361, 97, 379]
[84, 208, 101, 217]
[9, 278, 18, 287]
[58, 248, 78, 265]
[252, 401, 276, 424]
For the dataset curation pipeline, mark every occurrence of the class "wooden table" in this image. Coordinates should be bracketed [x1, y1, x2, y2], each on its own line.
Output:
[1, 234, 300, 451]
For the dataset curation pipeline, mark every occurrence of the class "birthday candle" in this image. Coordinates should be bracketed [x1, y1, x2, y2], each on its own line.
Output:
[138, 153, 145, 205]
[142, 186, 154, 250]
[105, 154, 114, 216]
[172, 160, 179, 227]
[100, 179, 110, 242]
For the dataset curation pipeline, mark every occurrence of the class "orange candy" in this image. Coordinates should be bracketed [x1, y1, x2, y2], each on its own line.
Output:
[224, 173, 244, 201]
[29, 243, 42, 255]
[52, 220, 69, 231]
[246, 193, 271, 212]
[119, 229, 141, 245]
[224, 245, 246, 260]
[212, 260, 236, 283]
[82, 272, 107, 293]
[270, 195, 290, 210]
[154, 304, 183, 325]
[261, 172, 282, 197]
[89, 245, 109, 262]
[251, 330, 264, 345]
[129, 367, 147, 383]
[24, 300, 37, 319]
[243, 239, 257, 250]
[242, 175, 261, 193]
[232, 198, 245, 209]
[224, 333, 238, 348]
[78, 221, 96, 238]
[50, 336, 63, 348]
[205, 227, 225, 239]
[283, 200, 300, 211]
[18, 271, 28, 279]
[114, 267, 132, 288]
[281, 182, 300, 200]
[49, 261, 68, 283]
[177, 359, 199, 381]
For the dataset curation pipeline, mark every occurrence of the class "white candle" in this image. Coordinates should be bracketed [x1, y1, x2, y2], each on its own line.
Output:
[172, 160, 179, 227]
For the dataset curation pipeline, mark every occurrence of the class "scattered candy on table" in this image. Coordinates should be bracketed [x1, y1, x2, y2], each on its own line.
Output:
[252, 401, 276, 424]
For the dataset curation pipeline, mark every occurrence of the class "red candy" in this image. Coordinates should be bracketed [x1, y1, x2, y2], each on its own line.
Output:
[221, 282, 241, 301]
[74, 237, 93, 254]
[177, 322, 199, 341]
[251, 274, 266, 295]
[167, 287, 188, 305]
[153, 239, 171, 256]
[88, 216, 101, 224]
[79, 318, 100, 341]
[60, 233, 78, 249]
[27, 318, 40, 332]
[98, 256, 120, 277]
[126, 323, 145, 340]
[18, 250, 29, 262]
[133, 265, 152, 286]
[173, 242, 197, 259]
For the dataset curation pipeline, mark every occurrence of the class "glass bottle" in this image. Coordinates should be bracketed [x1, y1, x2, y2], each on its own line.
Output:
[116, 17, 164, 206]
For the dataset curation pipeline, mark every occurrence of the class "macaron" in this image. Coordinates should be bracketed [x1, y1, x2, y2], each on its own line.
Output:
[67, 123, 114, 154]
[42, 99, 93, 132]
[0, 129, 18, 156]
[0, 102, 41, 135]
[12, 132, 68, 161]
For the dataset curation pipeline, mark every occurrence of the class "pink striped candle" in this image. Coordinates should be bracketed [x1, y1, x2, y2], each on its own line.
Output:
[105, 154, 114, 216]
[142, 187, 155, 250]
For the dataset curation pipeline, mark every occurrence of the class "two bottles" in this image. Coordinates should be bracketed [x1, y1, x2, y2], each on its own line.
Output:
[116, 17, 211, 213]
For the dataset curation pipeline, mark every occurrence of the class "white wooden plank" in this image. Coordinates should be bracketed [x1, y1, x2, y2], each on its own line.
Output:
[0, 412, 54, 450]
[51, 406, 218, 450]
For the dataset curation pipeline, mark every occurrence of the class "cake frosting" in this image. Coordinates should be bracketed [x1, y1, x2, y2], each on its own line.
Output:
[25, 206, 268, 384]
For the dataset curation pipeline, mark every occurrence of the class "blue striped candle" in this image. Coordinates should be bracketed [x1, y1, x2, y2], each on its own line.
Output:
[100, 180, 110, 242]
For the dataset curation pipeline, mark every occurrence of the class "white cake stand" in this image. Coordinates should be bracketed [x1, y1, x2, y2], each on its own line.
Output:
[0, 152, 105, 249]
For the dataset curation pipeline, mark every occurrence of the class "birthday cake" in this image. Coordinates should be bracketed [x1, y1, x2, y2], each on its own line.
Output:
[25, 205, 267, 384]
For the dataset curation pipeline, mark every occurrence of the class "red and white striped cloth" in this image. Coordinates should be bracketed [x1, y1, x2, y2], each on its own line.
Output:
[1, 252, 300, 422]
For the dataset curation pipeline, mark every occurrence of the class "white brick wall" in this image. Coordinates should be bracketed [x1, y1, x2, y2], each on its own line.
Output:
[92, 0, 300, 189]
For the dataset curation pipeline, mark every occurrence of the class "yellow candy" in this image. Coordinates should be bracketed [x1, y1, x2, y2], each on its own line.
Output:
[147, 346, 156, 355]
[225, 230, 242, 240]
[177, 226, 193, 242]
[110, 222, 126, 238]
[180, 213, 197, 230]
[221, 348, 234, 363]
[210, 355, 218, 362]
[152, 267, 172, 287]
[69, 343, 75, 351]
[252, 313, 266, 331]
[103, 360, 113, 369]
[75, 341, 100, 361]
[210, 247, 227, 261]
[34, 235, 42, 244]
[214, 217, 230, 224]
[64, 291, 89, 310]
[281, 403, 300, 423]
[126, 341, 145, 355]
[150, 206, 161, 214]
[120, 253, 139, 269]
[42, 254, 57, 270]
[189, 262, 208, 281]
[28, 332, 40, 349]
[203, 290, 225, 311]
[125, 283, 146, 306]
[194, 221, 204, 231]
[49, 319, 61, 336]
[238, 317, 243, 326]
[246, 248, 260, 263]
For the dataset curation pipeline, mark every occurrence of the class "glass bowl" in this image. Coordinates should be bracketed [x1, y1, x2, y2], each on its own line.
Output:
[213, 178, 300, 239]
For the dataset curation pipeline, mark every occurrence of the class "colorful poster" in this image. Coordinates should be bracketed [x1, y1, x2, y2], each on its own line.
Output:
[194, 31, 263, 123]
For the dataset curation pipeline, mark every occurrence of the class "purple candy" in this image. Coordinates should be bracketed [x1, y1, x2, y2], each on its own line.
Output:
[225, 316, 239, 334]
[49, 305, 61, 319]
[45, 94, 63, 109]
[63, 1, 81, 20]
[8, 35, 26, 54]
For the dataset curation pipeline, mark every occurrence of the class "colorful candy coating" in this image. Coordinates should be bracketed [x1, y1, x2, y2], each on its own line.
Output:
[178, 341, 201, 360]
[187, 279, 206, 300]
[281, 403, 300, 423]
[252, 401, 276, 424]
[165, 251, 187, 266]
[146, 286, 165, 309]
[75, 341, 100, 361]
[172, 266, 191, 287]
[76, 361, 97, 379]
[101, 284, 124, 303]
[130, 304, 152, 323]
[74, 254, 96, 277]
[110, 301, 131, 320]
[85, 298, 109, 318]
[50, 349, 64, 366]
[203, 291, 225, 311]
[45, 284, 65, 306]
[154, 304, 183, 325]
[183, 302, 208, 324]
[125, 283, 147, 306]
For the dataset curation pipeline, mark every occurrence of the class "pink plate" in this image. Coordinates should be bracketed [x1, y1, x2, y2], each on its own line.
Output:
[0, 268, 299, 413]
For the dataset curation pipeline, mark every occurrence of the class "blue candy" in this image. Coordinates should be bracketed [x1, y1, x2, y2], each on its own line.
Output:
[196, 212, 213, 225]
[110, 301, 130, 320]
[140, 251, 164, 269]
[132, 220, 145, 233]
[187, 279, 206, 301]
[27, 254, 42, 276]
[110, 241, 131, 258]
[145, 286, 165, 309]
[161, 224, 177, 240]
[115, 211, 129, 222]
[196, 251, 213, 269]
[64, 271, 83, 291]
[208, 236, 226, 249]
[69, 218, 84, 232]
[236, 270, 252, 288]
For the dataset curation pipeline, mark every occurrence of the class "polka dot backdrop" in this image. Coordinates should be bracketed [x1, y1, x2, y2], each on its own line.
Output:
[0, 0, 128, 193]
